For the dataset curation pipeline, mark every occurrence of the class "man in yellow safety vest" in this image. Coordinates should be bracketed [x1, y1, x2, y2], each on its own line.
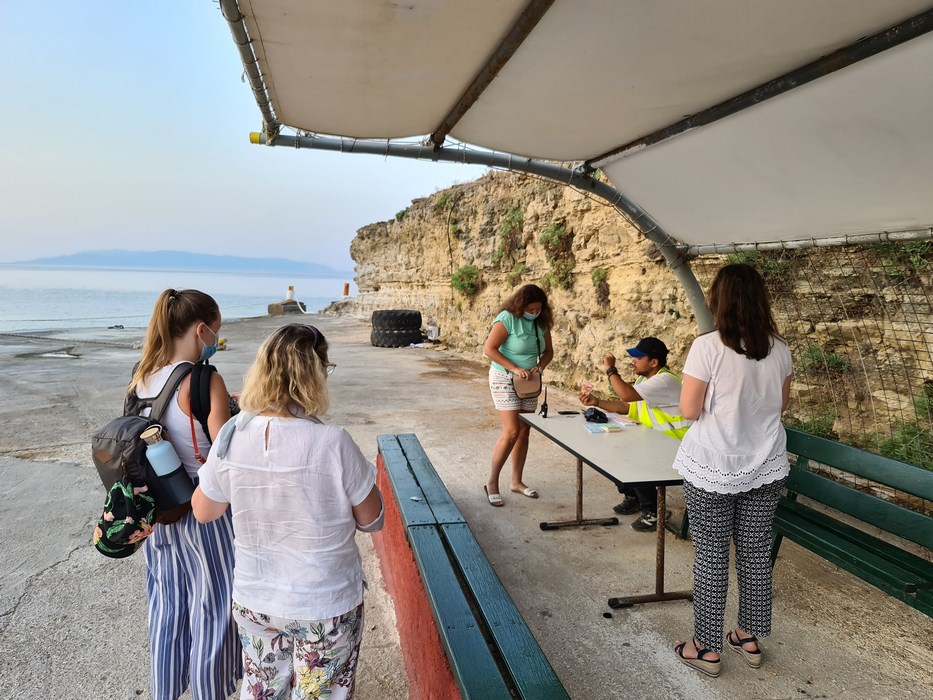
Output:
[579, 337, 692, 532]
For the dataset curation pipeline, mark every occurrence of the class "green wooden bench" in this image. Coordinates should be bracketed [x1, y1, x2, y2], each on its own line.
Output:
[378, 434, 570, 700]
[772, 428, 933, 617]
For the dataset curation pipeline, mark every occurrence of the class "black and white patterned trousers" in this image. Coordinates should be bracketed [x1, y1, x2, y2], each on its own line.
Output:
[683, 477, 787, 652]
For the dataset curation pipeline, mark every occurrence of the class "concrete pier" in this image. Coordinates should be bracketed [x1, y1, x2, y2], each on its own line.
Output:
[1, 315, 931, 699]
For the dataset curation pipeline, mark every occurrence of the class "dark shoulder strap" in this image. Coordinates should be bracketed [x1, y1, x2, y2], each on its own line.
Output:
[533, 318, 541, 360]
[189, 363, 215, 439]
[123, 363, 145, 416]
[147, 364, 195, 424]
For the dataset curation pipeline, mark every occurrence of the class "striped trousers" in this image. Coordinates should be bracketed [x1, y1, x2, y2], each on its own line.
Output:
[145, 510, 242, 700]
[683, 477, 787, 652]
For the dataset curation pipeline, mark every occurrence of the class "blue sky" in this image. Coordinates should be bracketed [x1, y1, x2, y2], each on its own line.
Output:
[0, 2, 487, 271]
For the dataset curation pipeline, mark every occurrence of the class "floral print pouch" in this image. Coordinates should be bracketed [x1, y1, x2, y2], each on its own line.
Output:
[93, 478, 157, 558]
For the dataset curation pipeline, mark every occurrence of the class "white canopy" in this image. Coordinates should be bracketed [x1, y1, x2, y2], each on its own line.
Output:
[229, 0, 933, 248]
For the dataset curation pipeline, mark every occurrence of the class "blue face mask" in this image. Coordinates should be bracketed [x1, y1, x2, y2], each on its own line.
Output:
[523, 311, 540, 321]
[199, 326, 219, 363]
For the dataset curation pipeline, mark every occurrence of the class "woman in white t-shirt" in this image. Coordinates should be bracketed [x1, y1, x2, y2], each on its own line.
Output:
[192, 324, 384, 700]
[672, 264, 793, 678]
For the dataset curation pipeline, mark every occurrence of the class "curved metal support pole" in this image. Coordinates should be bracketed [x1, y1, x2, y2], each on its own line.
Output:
[249, 132, 714, 332]
[670, 261, 712, 333]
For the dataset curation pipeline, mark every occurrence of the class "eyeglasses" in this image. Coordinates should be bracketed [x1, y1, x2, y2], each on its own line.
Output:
[279, 325, 332, 373]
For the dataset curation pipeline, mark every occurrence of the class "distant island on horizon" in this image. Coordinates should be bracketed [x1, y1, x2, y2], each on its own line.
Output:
[7, 250, 350, 277]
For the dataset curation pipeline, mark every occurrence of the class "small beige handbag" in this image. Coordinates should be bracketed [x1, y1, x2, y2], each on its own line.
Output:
[511, 318, 542, 399]
[512, 372, 542, 399]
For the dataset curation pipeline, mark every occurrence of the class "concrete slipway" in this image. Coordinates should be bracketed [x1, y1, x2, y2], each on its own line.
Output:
[0, 313, 931, 699]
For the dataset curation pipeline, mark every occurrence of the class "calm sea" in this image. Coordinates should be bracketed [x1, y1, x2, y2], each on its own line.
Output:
[0, 266, 356, 333]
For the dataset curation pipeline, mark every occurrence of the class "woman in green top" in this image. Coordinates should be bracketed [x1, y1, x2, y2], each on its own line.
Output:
[482, 284, 554, 506]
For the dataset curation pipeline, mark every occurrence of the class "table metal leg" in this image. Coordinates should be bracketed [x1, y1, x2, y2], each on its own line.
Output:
[540, 458, 620, 531]
[607, 486, 693, 607]
[666, 507, 690, 539]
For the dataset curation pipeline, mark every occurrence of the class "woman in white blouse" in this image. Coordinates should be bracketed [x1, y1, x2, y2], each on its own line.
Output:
[192, 324, 383, 700]
[672, 264, 793, 678]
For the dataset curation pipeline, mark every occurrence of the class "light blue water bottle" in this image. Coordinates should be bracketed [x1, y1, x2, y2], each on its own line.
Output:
[141, 425, 181, 475]
[140, 425, 195, 508]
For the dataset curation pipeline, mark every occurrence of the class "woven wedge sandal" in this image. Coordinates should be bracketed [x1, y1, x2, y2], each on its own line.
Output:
[675, 640, 722, 678]
[726, 630, 763, 669]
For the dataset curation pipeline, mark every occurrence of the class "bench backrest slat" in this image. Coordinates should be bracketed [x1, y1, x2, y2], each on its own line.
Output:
[377, 435, 438, 527]
[442, 523, 571, 700]
[786, 428, 933, 501]
[379, 434, 569, 699]
[786, 467, 933, 549]
[408, 526, 513, 700]
[397, 433, 466, 524]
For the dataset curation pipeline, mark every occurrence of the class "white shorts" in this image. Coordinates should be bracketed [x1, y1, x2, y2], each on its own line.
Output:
[489, 367, 538, 412]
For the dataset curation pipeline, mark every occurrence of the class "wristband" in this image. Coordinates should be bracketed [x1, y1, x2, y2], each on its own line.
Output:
[606, 366, 620, 378]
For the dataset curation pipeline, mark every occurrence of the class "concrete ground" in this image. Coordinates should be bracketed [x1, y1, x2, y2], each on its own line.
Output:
[1, 313, 932, 699]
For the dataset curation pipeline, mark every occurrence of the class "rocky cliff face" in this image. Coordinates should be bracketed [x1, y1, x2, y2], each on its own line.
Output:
[331, 170, 933, 457]
[337, 170, 698, 389]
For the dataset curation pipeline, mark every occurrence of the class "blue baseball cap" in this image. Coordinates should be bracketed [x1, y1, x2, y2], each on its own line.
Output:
[626, 337, 669, 362]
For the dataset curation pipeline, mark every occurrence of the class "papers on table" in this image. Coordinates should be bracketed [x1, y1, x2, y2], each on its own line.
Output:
[607, 413, 638, 426]
[582, 412, 638, 433]
[583, 422, 622, 433]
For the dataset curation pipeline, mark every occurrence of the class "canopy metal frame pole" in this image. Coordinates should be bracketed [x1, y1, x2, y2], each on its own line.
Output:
[688, 228, 933, 257]
[591, 7, 933, 166]
[250, 130, 714, 332]
[429, 0, 556, 148]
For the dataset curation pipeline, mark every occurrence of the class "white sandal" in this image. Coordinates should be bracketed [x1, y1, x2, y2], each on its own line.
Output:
[511, 486, 539, 499]
[484, 485, 504, 507]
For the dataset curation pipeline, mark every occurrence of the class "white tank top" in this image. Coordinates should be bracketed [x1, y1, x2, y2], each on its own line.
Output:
[137, 362, 211, 479]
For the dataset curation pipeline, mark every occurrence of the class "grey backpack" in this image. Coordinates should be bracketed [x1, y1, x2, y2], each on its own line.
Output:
[91, 364, 198, 491]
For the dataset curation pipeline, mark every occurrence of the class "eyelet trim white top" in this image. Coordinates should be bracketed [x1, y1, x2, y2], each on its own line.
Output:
[673, 332, 793, 494]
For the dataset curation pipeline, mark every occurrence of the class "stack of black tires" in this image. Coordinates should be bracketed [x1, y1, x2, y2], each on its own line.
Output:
[370, 310, 423, 347]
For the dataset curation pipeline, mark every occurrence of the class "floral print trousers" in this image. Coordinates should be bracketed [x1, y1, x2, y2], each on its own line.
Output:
[232, 601, 364, 700]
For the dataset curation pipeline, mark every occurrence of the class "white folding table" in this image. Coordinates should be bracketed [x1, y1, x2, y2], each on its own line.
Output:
[521, 412, 692, 608]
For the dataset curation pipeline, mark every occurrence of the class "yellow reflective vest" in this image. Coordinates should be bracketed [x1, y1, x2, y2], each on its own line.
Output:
[627, 367, 692, 439]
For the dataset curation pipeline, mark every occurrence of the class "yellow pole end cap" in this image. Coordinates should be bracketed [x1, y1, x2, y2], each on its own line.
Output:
[249, 132, 262, 144]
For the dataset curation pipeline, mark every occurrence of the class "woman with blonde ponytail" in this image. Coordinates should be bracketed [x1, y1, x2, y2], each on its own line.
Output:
[132, 289, 241, 700]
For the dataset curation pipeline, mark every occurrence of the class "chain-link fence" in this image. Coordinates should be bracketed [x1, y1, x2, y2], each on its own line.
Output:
[691, 242, 933, 476]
